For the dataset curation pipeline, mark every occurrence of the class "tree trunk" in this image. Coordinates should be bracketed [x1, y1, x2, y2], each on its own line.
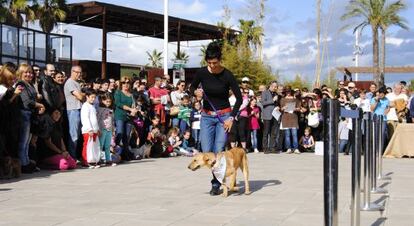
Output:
[380, 27, 386, 88]
[372, 27, 381, 87]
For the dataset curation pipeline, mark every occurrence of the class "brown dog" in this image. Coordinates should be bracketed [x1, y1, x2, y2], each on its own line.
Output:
[188, 147, 251, 197]
[0, 157, 21, 179]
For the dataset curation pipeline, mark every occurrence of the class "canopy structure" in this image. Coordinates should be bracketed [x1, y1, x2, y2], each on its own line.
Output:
[336, 66, 414, 82]
[65, 1, 238, 78]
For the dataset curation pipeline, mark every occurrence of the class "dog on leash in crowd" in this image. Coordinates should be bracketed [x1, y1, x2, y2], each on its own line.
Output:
[187, 147, 251, 197]
[0, 156, 21, 179]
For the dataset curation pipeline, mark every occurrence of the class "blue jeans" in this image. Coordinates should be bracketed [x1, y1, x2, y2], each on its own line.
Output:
[200, 112, 230, 153]
[18, 110, 32, 166]
[192, 129, 200, 150]
[200, 112, 230, 190]
[179, 119, 189, 134]
[251, 130, 258, 149]
[172, 117, 180, 128]
[339, 139, 348, 153]
[115, 119, 132, 152]
[284, 128, 298, 150]
[67, 109, 81, 159]
[100, 129, 113, 162]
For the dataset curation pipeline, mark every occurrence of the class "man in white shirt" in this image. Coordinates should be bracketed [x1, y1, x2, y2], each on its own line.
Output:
[354, 90, 371, 112]
[386, 83, 408, 138]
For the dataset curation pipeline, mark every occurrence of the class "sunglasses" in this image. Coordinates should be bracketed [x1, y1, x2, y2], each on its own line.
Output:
[122, 81, 130, 84]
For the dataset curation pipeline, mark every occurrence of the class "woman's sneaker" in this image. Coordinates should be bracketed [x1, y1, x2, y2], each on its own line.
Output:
[286, 149, 293, 154]
[254, 148, 259, 153]
[294, 149, 301, 154]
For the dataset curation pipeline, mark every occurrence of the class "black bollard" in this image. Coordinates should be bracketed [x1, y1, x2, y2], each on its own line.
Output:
[323, 99, 339, 226]
[351, 109, 363, 226]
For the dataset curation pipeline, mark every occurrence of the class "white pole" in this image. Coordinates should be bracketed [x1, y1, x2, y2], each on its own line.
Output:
[163, 0, 169, 75]
[59, 23, 63, 59]
[355, 28, 360, 81]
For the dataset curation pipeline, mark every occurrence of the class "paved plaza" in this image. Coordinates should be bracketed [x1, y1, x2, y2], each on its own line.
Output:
[1, 153, 413, 226]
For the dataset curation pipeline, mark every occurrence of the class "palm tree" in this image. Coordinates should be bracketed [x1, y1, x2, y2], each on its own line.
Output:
[379, 0, 408, 84]
[341, 0, 385, 87]
[2, 0, 36, 26]
[34, 0, 67, 33]
[238, 19, 264, 56]
[146, 49, 163, 68]
[173, 50, 189, 64]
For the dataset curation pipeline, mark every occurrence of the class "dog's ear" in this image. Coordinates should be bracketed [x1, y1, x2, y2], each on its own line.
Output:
[203, 155, 209, 163]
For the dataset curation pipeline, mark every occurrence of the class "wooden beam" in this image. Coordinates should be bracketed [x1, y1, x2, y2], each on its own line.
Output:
[336, 66, 414, 74]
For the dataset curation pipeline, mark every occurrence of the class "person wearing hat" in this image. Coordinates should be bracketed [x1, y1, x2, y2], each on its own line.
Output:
[241, 77, 255, 97]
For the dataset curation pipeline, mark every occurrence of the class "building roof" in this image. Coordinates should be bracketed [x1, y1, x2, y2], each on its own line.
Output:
[65, 1, 237, 42]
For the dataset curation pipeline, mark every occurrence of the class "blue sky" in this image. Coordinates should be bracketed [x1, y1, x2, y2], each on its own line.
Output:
[64, 0, 414, 84]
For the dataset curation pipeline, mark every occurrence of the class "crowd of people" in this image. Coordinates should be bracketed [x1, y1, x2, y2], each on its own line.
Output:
[1, 59, 413, 177]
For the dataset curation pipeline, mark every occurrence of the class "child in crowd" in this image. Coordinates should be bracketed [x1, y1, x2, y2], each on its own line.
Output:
[179, 129, 198, 156]
[177, 95, 192, 134]
[190, 101, 202, 150]
[149, 115, 161, 132]
[299, 127, 315, 152]
[81, 89, 101, 168]
[167, 127, 181, 157]
[97, 93, 116, 166]
[338, 117, 349, 154]
[249, 97, 260, 153]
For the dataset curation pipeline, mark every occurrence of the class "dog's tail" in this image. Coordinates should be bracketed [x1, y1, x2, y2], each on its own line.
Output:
[241, 152, 249, 179]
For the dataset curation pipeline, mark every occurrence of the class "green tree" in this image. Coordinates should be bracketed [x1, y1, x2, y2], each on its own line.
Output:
[199, 44, 207, 67]
[379, 1, 408, 85]
[146, 49, 163, 68]
[341, 0, 407, 88]
[283, 74, 311, 90]
[172, 50, 189, 64]
[321, 69, 339, 90]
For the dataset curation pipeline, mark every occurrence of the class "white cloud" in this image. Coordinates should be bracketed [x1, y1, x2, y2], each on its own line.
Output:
[386, 37, 405, 46]
[170, 0, 206, 17]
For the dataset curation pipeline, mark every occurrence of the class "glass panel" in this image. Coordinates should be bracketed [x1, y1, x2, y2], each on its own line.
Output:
[50, 35, 71, 62]
[1, 57, 18, 66]
[19, 29, 34, 62]
[34, 31, 46, 62]
[2, 25, 18, 56]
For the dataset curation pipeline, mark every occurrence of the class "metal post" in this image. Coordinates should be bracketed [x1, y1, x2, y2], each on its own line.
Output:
[323, 99, 339, 226]
[101, 7, 107, 79]
[351, 109, 362, 226]
[377, 115, 391, 180]
[163, 0, 169, 75]
[361, 112, 384, 211]
[371, 115, 389, 194]
[371, 114, 378, 191]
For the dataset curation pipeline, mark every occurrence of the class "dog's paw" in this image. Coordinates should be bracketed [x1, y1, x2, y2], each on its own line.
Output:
[231, 186, 240, 192]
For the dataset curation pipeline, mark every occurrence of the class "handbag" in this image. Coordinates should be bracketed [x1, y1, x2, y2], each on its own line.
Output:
[169, 105, 180, 116]
[307, 111, 320, 128]
[86, 135, 101, 163]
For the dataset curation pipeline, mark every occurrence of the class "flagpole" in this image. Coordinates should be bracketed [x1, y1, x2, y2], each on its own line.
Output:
[164, 0, 169, 75]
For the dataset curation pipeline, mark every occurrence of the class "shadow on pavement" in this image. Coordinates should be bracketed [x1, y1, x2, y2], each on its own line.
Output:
[238, 179, 282, 194]
[371, 217, 387, 226]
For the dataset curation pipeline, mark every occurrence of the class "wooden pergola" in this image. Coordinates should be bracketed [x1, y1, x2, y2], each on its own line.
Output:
[64, 1, 238, 78]
[336, 66, 414, 74]
[336, 66, 414, 84]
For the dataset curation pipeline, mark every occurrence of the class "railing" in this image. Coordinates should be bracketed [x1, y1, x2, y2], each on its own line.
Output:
[323, 99, 391, 226]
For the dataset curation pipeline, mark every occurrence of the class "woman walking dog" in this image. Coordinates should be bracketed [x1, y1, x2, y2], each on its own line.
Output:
[190, 42, 243, 196]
